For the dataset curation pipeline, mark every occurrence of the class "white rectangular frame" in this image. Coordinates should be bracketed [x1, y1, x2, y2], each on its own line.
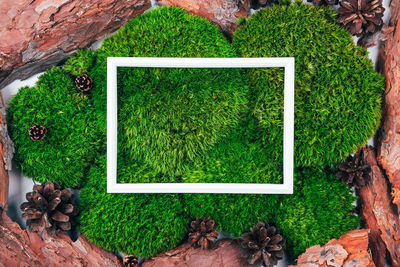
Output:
[107, 57, 294, 194]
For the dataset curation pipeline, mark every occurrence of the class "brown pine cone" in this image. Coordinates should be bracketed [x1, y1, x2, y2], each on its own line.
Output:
[307, 0, 338, 5]
[239, 222, 285, 267]
[336, 150, 371, 189]
[338, 0, 385, 37]
[75, 73, 93, 92]
[123, 255, 139, 267]
[188, 217, 219, 249]
[29, 124, 46, 141]
[20, 181, 79, 235]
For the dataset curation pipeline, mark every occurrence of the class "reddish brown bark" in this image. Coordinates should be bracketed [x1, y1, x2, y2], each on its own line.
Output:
[0, 0, 151, 88]
[156, 0, 250, 35]
[289, 229, 374, 267]
[142, 239, 251, 267]
[377, 0, 400, 210]
[0, 211, 122, 266]
[360, 146, 400, 266]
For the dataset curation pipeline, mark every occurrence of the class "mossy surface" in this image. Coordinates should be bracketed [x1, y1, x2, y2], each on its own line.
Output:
[79, 156, 189, 257]
[233, 4, 383, 168]
[184, 168, 358, 258]
[7, 67, 101, 188]
[90, 7, 249, 177]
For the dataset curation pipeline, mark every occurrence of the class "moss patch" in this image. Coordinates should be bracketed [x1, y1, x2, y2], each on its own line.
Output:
[233, 4, 383, 168]
[7, 67, 101, 188]
[79, 156, 189, 256]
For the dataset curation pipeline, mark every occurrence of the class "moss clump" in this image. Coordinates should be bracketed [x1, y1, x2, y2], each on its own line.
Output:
[79, 156, 189, 257]
[184, 168, 358, 258]
[89, 7, 248, 177]
[64, 49, 97, 76]
[7, 67, 101, 188]
[233, 4, 383, 168]
[275, 168, 359, 258]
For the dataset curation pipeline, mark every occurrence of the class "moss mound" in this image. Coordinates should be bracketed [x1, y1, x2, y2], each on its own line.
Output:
[233, 4, 383, 168]
[7, 67, 100, 188]
[90, 7, 248, 176]
[79, 156, 189, 257]
[184, 168, 358, 258]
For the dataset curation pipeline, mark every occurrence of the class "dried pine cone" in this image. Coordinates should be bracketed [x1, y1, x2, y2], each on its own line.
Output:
[75, 73, 93, 92]
[20, 181, 79, 235]
[338, 0, 385, 37]
[239, 222, 285, 267]
[336, 150, 371, 188]
[123, 255, 139, 267]
[188, 217, 219, 249]
[29, 124, 46, 141]
[307, 0, 338, 5]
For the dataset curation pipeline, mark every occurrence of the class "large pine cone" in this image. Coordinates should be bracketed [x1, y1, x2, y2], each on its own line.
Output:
[336, 150, 371, 188]
[20, 181, 79, 235]
[239, 222, 285, 267]
[338, 0, 385, 37]
[188, 217, 219, 249]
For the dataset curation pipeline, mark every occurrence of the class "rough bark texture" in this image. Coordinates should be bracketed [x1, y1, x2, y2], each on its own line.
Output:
[142, 239, 251, 267]
[0, 92, 13, 209]
[156, 0, 250, 36]
[289, 229, 374, 267]
[0, 211, 122, 267]
[360, 146, 400, 267]
[377, 0, 400, 210]
[0, 0, 151, 88]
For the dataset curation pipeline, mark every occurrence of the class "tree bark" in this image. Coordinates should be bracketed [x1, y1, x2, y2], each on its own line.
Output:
[289, 229, 374, 267]
[360, 146, 400, 267]
[156, 0, 250, 36]
[142, 239, 251, 267]
[377, 0, 400, 211]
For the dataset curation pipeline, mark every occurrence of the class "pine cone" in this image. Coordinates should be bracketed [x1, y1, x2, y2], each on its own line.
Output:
[29, 124, 46, 141]
[20, 181, 79, 235]
[239, 222, 285, 267]
[75, 74, 93, 92]
[307, 0, 338, 5]
[336, 150, 371, 188]
[188, 217, 219, 249]
[338, 0, 385, 37]
[123, 255, 139, 267]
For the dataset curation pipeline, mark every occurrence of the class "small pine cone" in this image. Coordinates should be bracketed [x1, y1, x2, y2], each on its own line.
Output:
[239, 222, 285, 267]
[188, 217, 219, 249]
[29, 124, 46, 141]
[75, 74, 93, 92]
[338, 0, 385, 37]
[20, 181, 79, 235]
[337, 150, 371, 189]
[123, 255, 139, 267]
[307, 0, 338, 5]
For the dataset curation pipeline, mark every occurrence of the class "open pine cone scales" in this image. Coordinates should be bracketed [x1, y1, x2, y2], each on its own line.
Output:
[338, 0, 385, 37]
[75, 73, 93, 92]
[20, 181, 79, 235]
[240, 222, 285, 267]
[336, 150, 371, 188]
[188, 217, 219, 249]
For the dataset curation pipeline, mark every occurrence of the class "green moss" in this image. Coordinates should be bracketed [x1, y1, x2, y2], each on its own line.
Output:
[184, 168, 358, 258]
[275, 168, 359, 258]
[79, 156, 189, 256]
[233, 4, 383, 168]
[88, 7, 249, 177]
[64, 49, 97, 76]
[7, 67, 101, 188]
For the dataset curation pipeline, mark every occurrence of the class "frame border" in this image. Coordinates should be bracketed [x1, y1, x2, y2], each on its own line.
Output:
[107, 57, 294, 194]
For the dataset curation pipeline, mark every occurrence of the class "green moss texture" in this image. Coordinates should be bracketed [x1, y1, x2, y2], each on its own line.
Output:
[79, 156, 189, 257]
[7, 67, 101, 188]
[233, 4, 383, 168]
